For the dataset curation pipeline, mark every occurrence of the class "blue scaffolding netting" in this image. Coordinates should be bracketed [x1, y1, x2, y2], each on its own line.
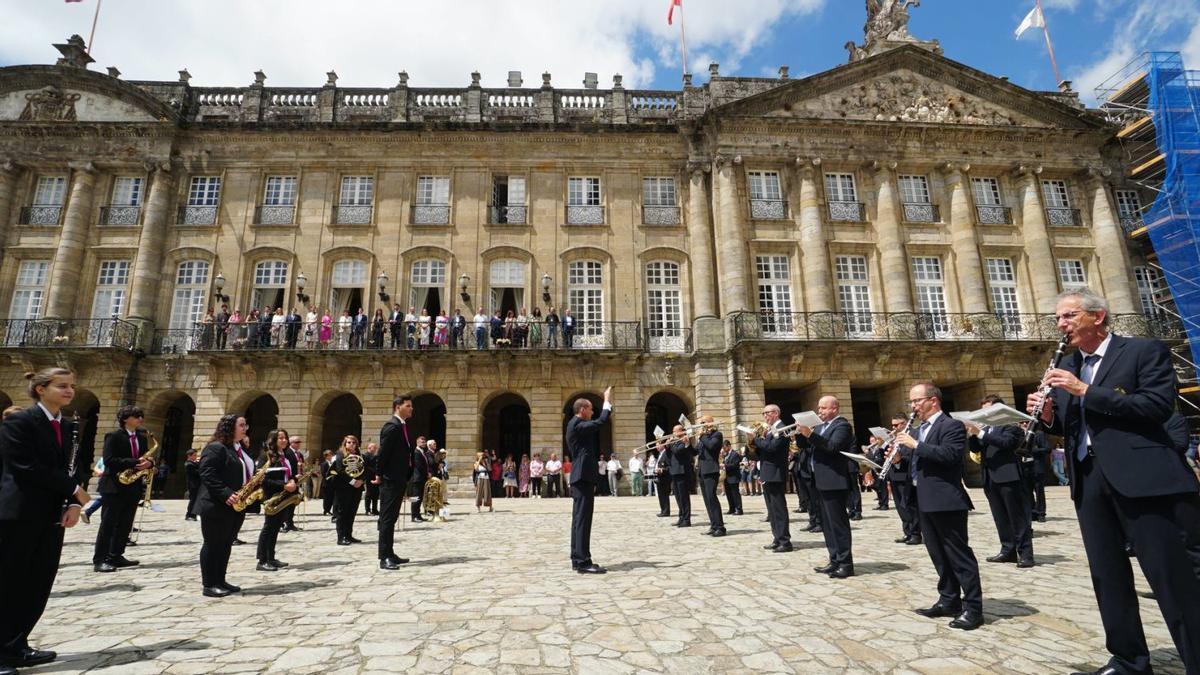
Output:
[1143, 52, 1200, 376]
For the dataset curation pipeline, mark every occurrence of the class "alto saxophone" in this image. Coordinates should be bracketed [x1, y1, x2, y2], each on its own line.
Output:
[232, 461, 269, 512]
[262, 465, 319, 516]
[118, 432, 159, 485]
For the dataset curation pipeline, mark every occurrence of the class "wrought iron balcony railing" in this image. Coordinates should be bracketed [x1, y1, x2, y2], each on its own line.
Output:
[730, 311, 1185, 343]
[646, 326, 692, 353]
[566, 205, 605, 225]
[642, 205, 681, 226]
[19, 205, 63, 225]
[177, 205, 217, 225]
[1, 318, 138, 350]
[749, 199, 787, 220]
[254, 204, 296, 225]
[976, 205, 1013, 225]
[1045, 207, 1083, 227]
[489, 205, 527, 225]
[333, 204, 373, 225]
[1120, 215, 1145, 235]
[827, 201, 866, 222]
[411, 204, 450, 225]
[99, 205, 141, 226]
[902, 202, 940, 224]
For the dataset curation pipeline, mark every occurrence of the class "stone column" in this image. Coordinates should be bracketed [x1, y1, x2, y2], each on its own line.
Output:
[871, 161, 912, 312]
[712, 157, 750, 314]
[1015, 167, 1059, 313]
[0, 160, 22, 252]
[797, 159, 832, 312]
[127, 164, 175, 334]
[1085, 170, 1137, 313]
[45, 162, 97, 319]
[942, 163, 988, 313]
[686, 166, 723, 350]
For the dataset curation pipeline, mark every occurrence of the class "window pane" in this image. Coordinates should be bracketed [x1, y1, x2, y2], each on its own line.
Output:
[643, 177, 677, 206]
[748, 171, 782, 201]
[1057, 259, 1086, 289]
[112, 177, 143, 206]
[1042, 180, 1071, 208]
[340, 176, 374, 205]
[568, 177, 601, 206]
[263, 176, 297, 205]
[899, 175, 930, 204]
[255, 260, 289, 286]
[33, 176, 67, 205]
[971, 178, 1001, 206]
[188, 177, 221, 206]
[824, 173, 857, 202]
[176, 260, 210, 286]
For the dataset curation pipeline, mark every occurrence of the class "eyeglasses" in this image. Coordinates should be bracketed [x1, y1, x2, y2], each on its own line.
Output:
[1054, 310, 1086, 322]
[907, 397, 932, 405]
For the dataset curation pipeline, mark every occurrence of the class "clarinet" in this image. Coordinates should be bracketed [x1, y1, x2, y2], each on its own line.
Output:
[67, 410, 81, 478]
[1019, 334, 1071, 455]
[878, 411, 919, 481]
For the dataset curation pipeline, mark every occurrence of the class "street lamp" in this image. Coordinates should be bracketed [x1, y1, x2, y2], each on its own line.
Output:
[296, 272, 309, 304]
[459, 273, 471, 302]
[377, 271, 390, 303]
[542, 273, 552, 303]
[213, 272, 229, 303]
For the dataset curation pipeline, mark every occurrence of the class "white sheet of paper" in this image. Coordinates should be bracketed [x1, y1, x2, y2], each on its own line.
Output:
[950, 403, 1033, 426]
[653, 425, 665, 439]
[841, 451, 883, 471]
[869, 426, 890, 440]
[791, 411, 822, 428]
[678, 413, 690, 427]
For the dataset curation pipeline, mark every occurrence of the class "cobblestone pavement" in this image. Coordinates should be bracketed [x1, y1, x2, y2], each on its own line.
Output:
[25, 487, 1185, 674]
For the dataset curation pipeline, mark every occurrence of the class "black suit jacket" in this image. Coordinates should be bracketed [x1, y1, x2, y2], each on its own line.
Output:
[328, 452, 364, 494]
[695, 431, 723, 476]
[0, 406, 80, 522]
[377, 416, 413, 484]
[1048, 335, 1197, 501]
[98, 428, 150, 495]
[410, 447, 430, 488]
[723, 448, 741, 482]
[194, 441, 248, 516]
[259, 453, 287, 500]
[795, 416, 854, 491]
[968, 424, 1024, 486]
[567, 408, 610, 485]
[1165, 411, 1191, 455]
[667, 440, 696, 477]
[903, 412, 973, 513]
[753, 421, 790, 484]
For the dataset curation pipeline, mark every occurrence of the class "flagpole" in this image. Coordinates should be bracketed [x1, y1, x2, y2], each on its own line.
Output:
[86, 0, 102, 54]
[1037, 0, 1063, 86]
[678, 1, 689, 78]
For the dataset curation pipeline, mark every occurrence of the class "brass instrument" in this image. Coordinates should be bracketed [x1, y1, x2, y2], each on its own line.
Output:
[118, 432, 159, 485]
[231, 461, 269, 512]
[735, 421, 770, 437]
[334, 453, 365, 481]
[262, 465, 320, 516]
[422, 476, 447, 521]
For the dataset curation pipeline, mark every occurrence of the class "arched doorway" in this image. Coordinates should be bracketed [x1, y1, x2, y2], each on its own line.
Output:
[63, 389, 101, 487]
[158, 394, 196, 498]
[562, 392, 613, 462]
[243, 394, 279, 456]
[482, 392, 530, 463]
[411, 393, 447, 448]
[320, 393, 363, 452]
[644, 391, 692, 443]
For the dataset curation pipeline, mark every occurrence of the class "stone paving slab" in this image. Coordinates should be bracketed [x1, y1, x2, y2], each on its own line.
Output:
[21, 487, 1186, 673]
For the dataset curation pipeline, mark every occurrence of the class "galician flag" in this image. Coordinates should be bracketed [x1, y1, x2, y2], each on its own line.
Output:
[668, 0, 682, 26]
[1015, 5, 1045, 38]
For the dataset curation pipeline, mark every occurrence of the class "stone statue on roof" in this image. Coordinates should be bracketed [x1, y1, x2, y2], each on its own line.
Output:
[848, 0, 939, 63]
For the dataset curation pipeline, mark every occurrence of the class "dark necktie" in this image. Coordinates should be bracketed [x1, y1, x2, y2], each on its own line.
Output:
[910, 422, 927, 482]
[130, 434, 139, 459]
[50, 419, 62, 446]
[1076, 354, 1101, 461]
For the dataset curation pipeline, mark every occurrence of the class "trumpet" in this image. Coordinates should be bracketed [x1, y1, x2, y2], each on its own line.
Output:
[633, 429, 697, 453]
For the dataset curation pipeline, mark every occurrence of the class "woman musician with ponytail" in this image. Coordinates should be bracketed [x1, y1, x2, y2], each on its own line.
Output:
[255, 429, 297, 572]
[0, 368, 91, 672]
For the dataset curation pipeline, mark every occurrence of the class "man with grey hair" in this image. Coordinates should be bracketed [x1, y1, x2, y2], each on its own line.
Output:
[754, 404, 792, 552]
[1029, 288, 1200, 673]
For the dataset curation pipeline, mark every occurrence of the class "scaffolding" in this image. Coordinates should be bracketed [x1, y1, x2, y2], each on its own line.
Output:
[1097, 52, 1200, 393]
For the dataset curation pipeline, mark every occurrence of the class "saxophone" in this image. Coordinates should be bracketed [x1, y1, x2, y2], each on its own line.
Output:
[118, 432, 159, 485]
[262, 465, 319, 516]
[231, 461, 269, 512]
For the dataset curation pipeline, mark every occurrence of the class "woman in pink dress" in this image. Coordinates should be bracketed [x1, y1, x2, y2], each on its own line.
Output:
[434, 310, 449, 348]
[319, 309, 333, 347]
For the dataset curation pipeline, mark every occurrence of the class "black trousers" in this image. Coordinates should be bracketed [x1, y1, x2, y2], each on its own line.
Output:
[377, 480, 404, 560]
[792, 472, 809, 510]
[1074, 456, 1200, 674]
[570, 482, 595, 567]
[1029, 470, 1047, 519]
[531, 476, 543, 496]
[411, 482, 424, 520]
[724, 479, 742, 514]
[763, 482, 791, 546]
[672, 476, 691, 524]
[918, 508, 982, 614]
[872, 474, 890, 508]
[699, 473, 724, 530]
[804, 475, 822, 528]
[892, 479, 920, 538]
[984, 480, 1033, 559]
[186, 484, 200, 518]
[0, 519, 64, 653]
[846, 474, 862, 516]
[93, 490, 139, 564]
[322, 484, 336, 514]
[656, 474, 671, 515]
[256, 510, 284, 563]
[819, 489, 853, 566]
[364, 484, 380, 514]
[334, 489, 361, 541]
[546, 474, 561, 498]
[281, 503, 297, 529]
[199, 509, 243, 588]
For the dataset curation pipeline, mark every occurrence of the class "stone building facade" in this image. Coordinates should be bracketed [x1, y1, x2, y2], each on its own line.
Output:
[0, 32, 1173, 494]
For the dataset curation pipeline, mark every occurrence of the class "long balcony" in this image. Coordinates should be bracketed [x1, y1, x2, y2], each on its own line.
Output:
[901, 202, 940, 224]
[1045, 207, 1083, 227]
[177, 205, 217, 225]
[976, 205, 1013, 225]
[1, 318, 139, 350]
[731, 311, 1184, 343]
[19, 205, 63, 225]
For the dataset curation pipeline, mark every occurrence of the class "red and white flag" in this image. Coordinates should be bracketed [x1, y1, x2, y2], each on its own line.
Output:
[667, 0, 682, 26]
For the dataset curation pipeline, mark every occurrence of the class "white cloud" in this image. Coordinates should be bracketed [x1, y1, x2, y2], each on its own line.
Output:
[0, 0, 823, 89]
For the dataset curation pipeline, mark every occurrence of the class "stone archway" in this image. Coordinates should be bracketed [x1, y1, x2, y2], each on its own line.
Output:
[320, 393, 363, 453]
[482, 392, 530, 465]
[243, 394, 279, 457]
[411, 392, 447, 448]
[63, 389, 101, 486]
[146, 391, 197, 498]
[644, 390, 693, 443]
[561, 391, 613, 463]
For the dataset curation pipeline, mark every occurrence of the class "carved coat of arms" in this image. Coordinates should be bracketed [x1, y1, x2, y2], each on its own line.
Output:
[19, 86, 80, 122]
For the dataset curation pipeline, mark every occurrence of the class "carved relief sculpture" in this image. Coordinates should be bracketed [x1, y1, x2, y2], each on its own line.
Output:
[19, 86, 80, 122]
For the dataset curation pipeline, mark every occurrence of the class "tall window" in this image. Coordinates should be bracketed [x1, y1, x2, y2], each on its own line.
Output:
[1134, 266, 1165, 315]
[339, 176, 374, 205]
[568, 260, 604, 337]
[252, 260, 289, 311]
[912, 256, 949, 336]
[971, 177, 1002, 206]
[645, 261, 682, 348]
[489, 259, 527, 316]
[87, 260, 130, 343]
[111, 177, 143, 206]
[747, 171, 782, 201]
[1116, 189, 1143, 231]
[986, 258, 1022, 335]
[169, 261, 210, 330]
[416, 176, 450, 205]
[1057, 259, 1087, 291]
[263, 176, 297, 205]
[643, 177, 677, 206]
[329, 260, 368, 315]
[824, 173, 858, 202]
[568, 177, 601, 206]
[492, 175, 527, 224]
[755, 255, 794, 334]
[33, 176, 67, 205]
[410, 259, 447, 314]
[1042, 180, 1071, 208]
[187, 176, 221, 206]
[898, 175, 930, 204]
[835, 255, 873, 336]
[6, 261, 48, 345]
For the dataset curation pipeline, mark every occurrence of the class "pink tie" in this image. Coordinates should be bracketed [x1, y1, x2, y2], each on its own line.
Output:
[130, 434, 139, 459]
[50, 419, 62, 446]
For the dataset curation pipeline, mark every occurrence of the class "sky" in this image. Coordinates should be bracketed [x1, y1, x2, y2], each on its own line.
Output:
[1, 0, 1198, 105]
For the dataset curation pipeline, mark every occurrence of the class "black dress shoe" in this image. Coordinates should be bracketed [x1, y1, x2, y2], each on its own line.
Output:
[380, 559, 400, 570]
[734, 510, 744, 515]
[657, 512, 671, 517]
[763, 542, 780, 550]
[894, 536, 909, 543]
[849, 514, 863, 521]
[94, 562, 117, 573]
[948, 610, 984, 630]
[389, 556, 410, 565]
[184, 515, 197, 521]
[1069, 667, 1121, 675]
[986, 552, 1017, 563]
[0, 647, 56, 668]
[203, 586, 231, 598]
[677, 522, 691, 528]
[1035, 515, 1047, 523]
[271, 559, 288, 568]
[232, 538, 246, 546]
[109, 556, 139, 568]
[0, 664, 15, 675]
[711, 528, 726, 537]
[576, 564, 607, 574]
[828, 565, 855, 579]
[772, 544, 793, 553]
[221, 582, 242, 593]
[1017, 558, 1036, 568]
[905, 536, 923, 545]
[914, 603, 961, 618]
[337, 538, 352, 546]
[256, 562, 279, 572]
[348, 536, 363, 544]
[814, 562, 836, 574]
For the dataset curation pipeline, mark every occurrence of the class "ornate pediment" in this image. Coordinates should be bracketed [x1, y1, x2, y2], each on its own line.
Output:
[0, 65, 178, 124]
[18, 86, 79, 122]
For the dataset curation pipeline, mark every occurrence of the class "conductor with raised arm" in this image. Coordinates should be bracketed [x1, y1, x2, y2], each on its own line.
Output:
[566, 386, 612, 574]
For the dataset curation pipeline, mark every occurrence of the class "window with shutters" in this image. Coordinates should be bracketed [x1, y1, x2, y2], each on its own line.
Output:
[911, 256, 949, 336]
[835, 255, 872, 336]
[755, 255, 794, 335]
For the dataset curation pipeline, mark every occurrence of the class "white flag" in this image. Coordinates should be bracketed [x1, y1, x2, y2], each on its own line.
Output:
[1015, 5, 1045, 38]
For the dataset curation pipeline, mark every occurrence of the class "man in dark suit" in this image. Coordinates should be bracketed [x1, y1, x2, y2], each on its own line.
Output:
[886, 412, 921, 545]
[561, 309, 576, 348]
[566, 387, 611, 574]
[794, 396, 856, 578]
[284, 307, 302, 349]
[280, 436, 304, 531]
[1030, 288, 1200, 674]
[409, 438, 429, 523]
[722, 440, 743, 516]
[350, 308, 368, 349]
[451, 309, 467, 349]
[389, 304, 404, 349]
[92, 405, 150, 573]
[654, 443, 672, 518]
[966, 395, 1034, 567]
[184, 449, 201, 521]
[215, 304, 230, 349]
[753, 404, 792, 553]
[376, 395, 414, 569]
[695, 419, 726, 536]
[320, 449, 337, 515]
[257, 306, 273, 348]
[667, 426, 696, 527]
[896, 382, 983, 631]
